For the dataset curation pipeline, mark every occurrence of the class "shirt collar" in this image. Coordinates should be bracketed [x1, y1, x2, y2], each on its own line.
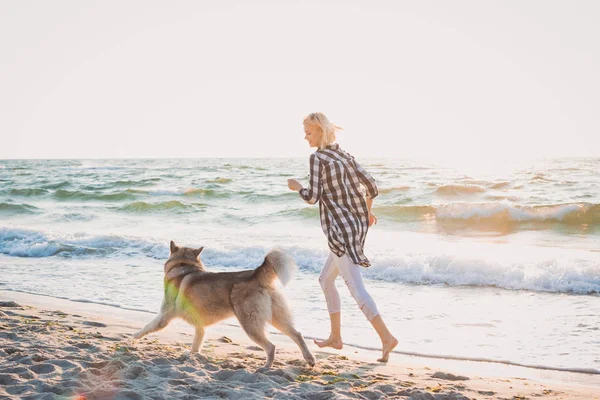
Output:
[325, 143, 339, 150]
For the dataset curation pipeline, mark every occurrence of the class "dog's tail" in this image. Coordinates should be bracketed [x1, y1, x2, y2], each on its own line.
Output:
[255, 249, 297, 287]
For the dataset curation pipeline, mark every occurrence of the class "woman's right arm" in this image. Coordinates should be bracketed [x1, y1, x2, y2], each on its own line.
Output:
[297, 154, 322, 205]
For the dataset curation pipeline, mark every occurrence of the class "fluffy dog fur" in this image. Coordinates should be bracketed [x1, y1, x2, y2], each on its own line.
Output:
[133, 241, 315, 370]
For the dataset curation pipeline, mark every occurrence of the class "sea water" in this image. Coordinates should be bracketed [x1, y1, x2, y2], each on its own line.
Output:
[1, 157, 598, 373]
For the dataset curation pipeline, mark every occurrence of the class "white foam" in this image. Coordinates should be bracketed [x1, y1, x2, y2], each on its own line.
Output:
[0, 227, 167, 259]
[201, 245, 600, 295]
[1, 227, 599, 294]
[363, 253, 600, 294]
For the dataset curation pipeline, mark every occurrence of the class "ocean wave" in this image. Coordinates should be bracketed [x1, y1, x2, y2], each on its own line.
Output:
[111, 178, 161, 187]
[80, 179, 162, 191]
[183, 188, 229, 198]
[45, 212, 96, 222]
[199, 247, 600, 295]
[375, 203, 600, 226]
[42, 181, 71, 189]
[379, 186, 411, 194]
[118, 200, 205, 213]
[1, 229, 598, 294]
[360, 253, 600, 295]
[435, 185, 486, 195]
[117, 187, 231, 198]
[490, 181, 511, 190]
[458, 179, 512, 190]
[54, 189, 137, 201]
[484, 195, 521, 202]
[241, 192, 301, 201]
[6, 188, 49, 197]
[221, 164, 267, 171]
[0, 228, 165, 259]
[139, 189, 188, 196]
[206, 177, 232, 184]
[73, 163, 126, 171]
[275, 207, 320, 219]
[44, 186, 294, 201]
[530, 174, 553, 182]
[377, 205, 436, 221]
[435, 202, 600, 225]
[0, 202, 39, 214]
[459, 179, 492, 186]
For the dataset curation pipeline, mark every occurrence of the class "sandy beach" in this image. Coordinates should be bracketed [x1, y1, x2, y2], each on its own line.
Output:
[0, 291, 598, 400]
[2, 0, 600, 397]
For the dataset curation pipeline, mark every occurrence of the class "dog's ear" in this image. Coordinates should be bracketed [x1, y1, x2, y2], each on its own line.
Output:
[170, 240, 179, 254]
[193, 247, 204, 258]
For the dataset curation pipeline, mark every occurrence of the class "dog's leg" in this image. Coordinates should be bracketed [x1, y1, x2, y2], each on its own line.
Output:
[232, 286, 276, 372]
[271, 295, 316, 367]
[191, 326, 205, 353]
[272, 320, 315, 367]
[133, 311, 174, 339]
[241, 322, 275, 372]
[236, 310, 275, 371]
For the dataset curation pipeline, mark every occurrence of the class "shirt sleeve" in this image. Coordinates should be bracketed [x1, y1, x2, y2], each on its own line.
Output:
[299, 153, 322, 204]
[354, 159, 378, 199]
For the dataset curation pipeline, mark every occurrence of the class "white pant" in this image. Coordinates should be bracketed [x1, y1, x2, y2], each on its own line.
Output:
[318, 252, 380, 321]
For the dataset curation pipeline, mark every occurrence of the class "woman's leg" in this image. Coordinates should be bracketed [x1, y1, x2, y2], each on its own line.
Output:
[314, 253, 343, 349]
[334, 253, 398, 362]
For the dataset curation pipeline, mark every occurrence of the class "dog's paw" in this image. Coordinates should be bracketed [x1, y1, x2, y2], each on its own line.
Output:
[188, 352, 208, 362]
[132, 331, 143, 340]
[255, 366, 271, 374]
[305, 354, 316, 368]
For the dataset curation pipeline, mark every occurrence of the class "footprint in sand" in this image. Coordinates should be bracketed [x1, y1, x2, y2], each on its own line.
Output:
[30, 363, 56, 374]
[82, 321, 107, 328]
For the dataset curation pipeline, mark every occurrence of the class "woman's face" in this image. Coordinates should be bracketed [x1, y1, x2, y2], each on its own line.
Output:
[304, 124, 322, 148]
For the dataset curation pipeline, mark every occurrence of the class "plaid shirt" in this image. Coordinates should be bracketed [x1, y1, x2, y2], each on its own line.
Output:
[299, 144, 378, 267]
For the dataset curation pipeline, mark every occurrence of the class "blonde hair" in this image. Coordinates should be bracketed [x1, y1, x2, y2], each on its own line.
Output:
[303, 112, 343, 150]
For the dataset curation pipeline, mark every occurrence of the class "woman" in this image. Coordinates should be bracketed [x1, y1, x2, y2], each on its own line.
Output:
[287, 112, 398, 362]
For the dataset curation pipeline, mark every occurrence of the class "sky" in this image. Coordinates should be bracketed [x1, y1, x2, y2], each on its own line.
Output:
[1, 1, 599, 160]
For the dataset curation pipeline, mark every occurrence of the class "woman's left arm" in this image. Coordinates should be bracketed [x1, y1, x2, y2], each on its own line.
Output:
[354, 160, 379, 200]
[354, 159, 378, 226]
[366, 197, 377, 226]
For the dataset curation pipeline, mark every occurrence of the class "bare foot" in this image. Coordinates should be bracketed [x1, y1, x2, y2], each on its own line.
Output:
[377, 336, 398, 362]
[313, 337, 343, 350]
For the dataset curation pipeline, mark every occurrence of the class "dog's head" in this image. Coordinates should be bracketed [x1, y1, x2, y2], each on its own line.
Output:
[164, 240, 204, 273]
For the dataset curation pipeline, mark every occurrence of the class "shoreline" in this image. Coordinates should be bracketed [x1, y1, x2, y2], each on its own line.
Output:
[1, 290, 598, 399]
[2, 288, 599, 379]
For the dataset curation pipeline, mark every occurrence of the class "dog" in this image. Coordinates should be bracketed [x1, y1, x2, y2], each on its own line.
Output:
[133, 241, 316, 370]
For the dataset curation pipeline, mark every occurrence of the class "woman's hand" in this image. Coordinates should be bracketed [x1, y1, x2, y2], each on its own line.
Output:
[288, 179, 303, 192]
[369, 211, 378, 227]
